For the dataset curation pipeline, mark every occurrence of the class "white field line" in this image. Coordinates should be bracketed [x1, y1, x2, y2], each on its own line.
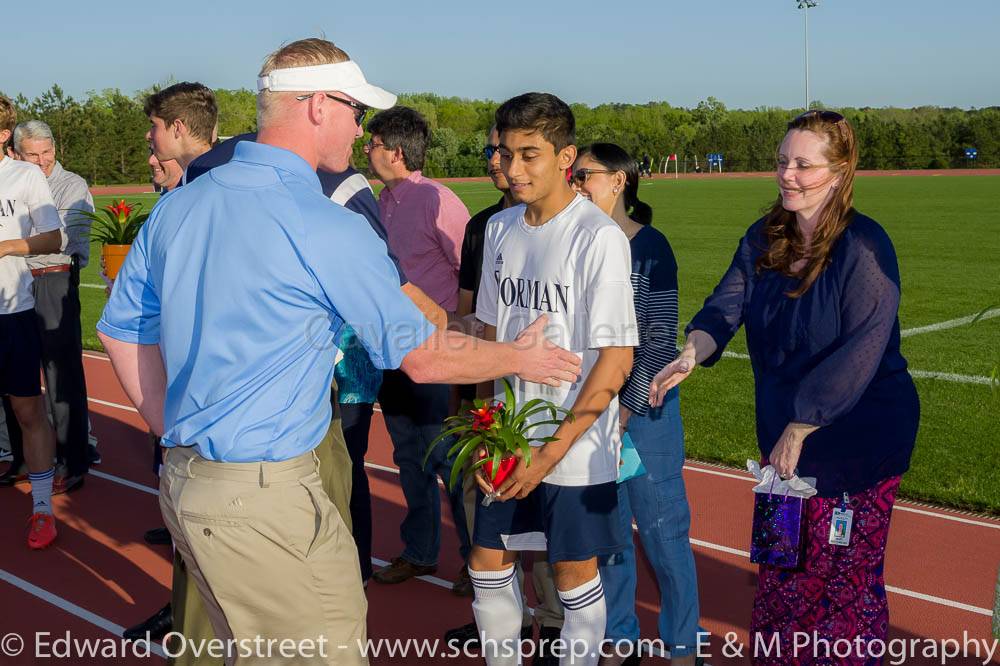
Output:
[719, 350, 991, 385]
[0, 568, 167, 659]
[910, 370, 992, 385]
[79, 464, 996, 618]
[901, 308, 1000, 338]
[81, 283, 105, 290]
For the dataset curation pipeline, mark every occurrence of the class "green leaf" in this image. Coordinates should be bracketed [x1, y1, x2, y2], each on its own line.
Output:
[503, 377, 516, 413]
[490, 448, 502, 483]
[499, 428, 517, 455]
[449, 436, 481, 490]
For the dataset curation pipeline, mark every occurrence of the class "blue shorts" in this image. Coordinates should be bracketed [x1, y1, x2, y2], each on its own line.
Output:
[0, 310, 42, 397]
[474, 481, 628, 563]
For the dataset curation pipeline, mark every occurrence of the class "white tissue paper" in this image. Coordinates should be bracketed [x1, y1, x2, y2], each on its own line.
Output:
[747, 460, 818, 498]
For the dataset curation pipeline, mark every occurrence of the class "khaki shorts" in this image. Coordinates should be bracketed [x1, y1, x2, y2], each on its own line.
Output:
[160, 440, 367, 665]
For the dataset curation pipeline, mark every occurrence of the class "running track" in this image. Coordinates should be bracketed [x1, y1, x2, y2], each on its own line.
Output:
[0, 353, 996, 665]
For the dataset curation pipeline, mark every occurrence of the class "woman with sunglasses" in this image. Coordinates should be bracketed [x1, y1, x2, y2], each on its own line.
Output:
[572, 143, 700, 666]
[650, 111, 919, 665]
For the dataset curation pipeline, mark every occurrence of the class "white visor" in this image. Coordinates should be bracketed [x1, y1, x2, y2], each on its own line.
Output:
[256, 61, 397, 110]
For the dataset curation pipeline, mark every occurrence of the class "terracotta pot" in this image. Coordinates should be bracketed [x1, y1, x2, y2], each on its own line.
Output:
[483, 454, 517, 488]
[102, 244, 131, 280]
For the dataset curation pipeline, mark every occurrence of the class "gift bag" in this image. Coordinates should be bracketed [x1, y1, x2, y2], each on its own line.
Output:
[617, 432, 647, 484]
[747, 460, 817, 569]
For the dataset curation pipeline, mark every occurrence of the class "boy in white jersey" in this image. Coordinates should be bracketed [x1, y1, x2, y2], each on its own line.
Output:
[471, 93, 638, 666]
[0, 95, 64, 549]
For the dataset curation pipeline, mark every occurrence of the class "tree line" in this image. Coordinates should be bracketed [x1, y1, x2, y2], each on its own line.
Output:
[6, 85, 998, 184]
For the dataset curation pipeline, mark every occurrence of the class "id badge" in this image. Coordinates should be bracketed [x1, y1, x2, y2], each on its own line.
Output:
[829, 507, 853, 546]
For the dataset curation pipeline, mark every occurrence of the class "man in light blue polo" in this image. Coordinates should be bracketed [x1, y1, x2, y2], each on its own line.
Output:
[97, 38, 580, 665]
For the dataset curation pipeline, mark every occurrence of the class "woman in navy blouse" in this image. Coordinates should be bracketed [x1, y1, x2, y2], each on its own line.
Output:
[650, 111, 919, 665]
[573, 143, 700, 666]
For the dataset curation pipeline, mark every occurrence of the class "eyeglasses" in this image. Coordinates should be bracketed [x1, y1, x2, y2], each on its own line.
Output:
[362, 140, 388, 154]
[571, 168, 617, 185]
[775, 160, 837, 171]
[483, 144, 501, 160]
[788, 109, 845, 129]
[295, 93, 370, 127]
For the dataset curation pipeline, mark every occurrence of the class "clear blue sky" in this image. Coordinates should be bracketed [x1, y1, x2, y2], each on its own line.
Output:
[5, 0, 998, 109]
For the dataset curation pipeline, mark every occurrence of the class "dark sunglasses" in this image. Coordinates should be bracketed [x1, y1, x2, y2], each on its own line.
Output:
[295, 93, 371, 127]
[571, 168, 616, 185]
[789, 109, 845, 129]
[483, 144, 501, 160]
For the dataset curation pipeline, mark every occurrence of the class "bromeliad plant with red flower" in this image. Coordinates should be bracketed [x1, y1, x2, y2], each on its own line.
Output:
[73, 199, 151, 280]
[76, 199, 150, 245]
[425, 378, 573, 491]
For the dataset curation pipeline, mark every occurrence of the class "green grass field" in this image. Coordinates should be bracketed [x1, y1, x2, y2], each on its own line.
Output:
[82, 176, 1000, 514]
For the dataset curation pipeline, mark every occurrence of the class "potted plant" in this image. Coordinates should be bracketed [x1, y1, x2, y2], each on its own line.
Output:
[425, 378, 572, 494]
[74, 199, 150, 279]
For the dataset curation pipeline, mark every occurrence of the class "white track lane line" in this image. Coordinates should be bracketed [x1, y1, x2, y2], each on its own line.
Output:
[0, 569, 167, 658]
[89, 470, 159, 496]
[88, 397, 138, 413]
[679, 466, 1000, 530]
[74, 464, 998, 618]
[361, 465, 993, 617]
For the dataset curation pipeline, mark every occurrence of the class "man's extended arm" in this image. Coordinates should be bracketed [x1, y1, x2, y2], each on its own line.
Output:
[401, 315, 580, 387]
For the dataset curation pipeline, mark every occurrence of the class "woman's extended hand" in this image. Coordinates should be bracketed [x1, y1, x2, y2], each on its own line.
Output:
[768, 422, 819, 479]
[648, 356, 695, 407]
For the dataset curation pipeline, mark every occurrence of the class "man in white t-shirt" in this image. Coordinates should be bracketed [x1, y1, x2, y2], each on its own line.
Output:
[0, 95, 65, 550]
[471, 93, 638, 666]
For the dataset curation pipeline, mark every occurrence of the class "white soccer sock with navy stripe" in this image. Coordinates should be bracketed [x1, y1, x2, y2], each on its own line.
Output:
[557, 573, 606, 666]
[30, 467, 55, 515]
[470, 565, 523, 666]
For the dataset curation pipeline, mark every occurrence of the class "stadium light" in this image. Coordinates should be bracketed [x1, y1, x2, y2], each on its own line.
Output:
[797, 0, 818, 110]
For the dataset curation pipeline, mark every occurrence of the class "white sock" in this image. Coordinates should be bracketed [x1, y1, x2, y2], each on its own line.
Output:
[470, 566, 523, 666]
[30, 467, 55, 515]
[557, 573, 606, 666]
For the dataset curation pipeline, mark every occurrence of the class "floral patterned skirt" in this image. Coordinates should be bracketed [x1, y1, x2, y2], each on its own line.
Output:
[750, 476, 902, 666]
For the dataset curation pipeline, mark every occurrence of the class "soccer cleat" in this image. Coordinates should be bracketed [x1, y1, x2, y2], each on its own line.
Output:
[28, 513, 57, 549]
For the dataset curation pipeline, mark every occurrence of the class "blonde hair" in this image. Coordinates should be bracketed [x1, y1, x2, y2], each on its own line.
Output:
[756, 111, 859, 298]
[257, 38, 351, 125]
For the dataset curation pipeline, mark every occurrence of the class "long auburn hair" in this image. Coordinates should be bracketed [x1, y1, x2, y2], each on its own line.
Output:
[756, 110, 859, 297]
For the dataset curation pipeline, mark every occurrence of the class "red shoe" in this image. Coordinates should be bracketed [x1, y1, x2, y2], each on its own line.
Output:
[28, 513, 57, 549]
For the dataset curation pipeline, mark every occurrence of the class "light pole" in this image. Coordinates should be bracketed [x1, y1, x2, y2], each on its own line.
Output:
[798, 0, 818, 110]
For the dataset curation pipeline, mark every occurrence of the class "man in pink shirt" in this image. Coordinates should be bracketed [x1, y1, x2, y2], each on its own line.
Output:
[366, 109, 468, 311]
[365, 106, 474, 589]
